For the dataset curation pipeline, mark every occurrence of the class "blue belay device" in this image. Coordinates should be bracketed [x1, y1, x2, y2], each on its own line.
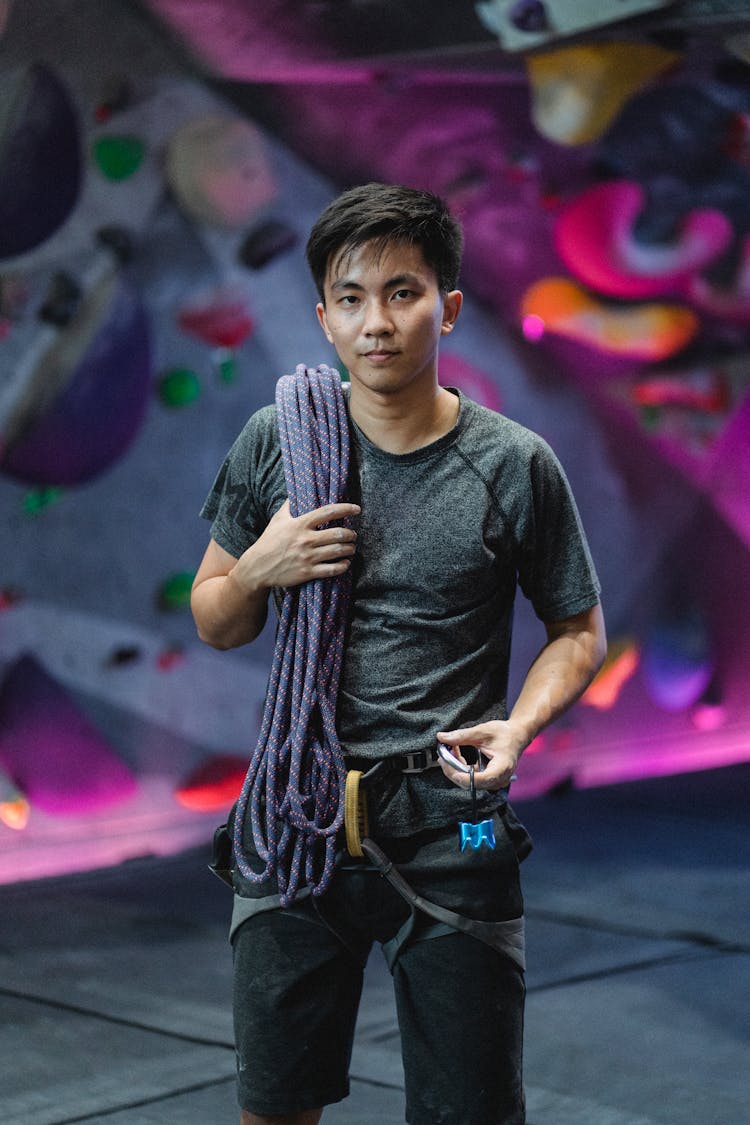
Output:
[459, 763, 496, 852]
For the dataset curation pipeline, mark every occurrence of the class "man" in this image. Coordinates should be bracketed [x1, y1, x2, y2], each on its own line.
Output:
[191, 182, 606, 1125]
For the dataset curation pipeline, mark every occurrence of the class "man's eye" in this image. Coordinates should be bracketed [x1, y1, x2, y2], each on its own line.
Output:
[339, 295, 359, 306]
[393, 289, 413, 300]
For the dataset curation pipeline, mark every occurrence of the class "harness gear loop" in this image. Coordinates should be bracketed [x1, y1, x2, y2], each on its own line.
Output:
[344, 770, 369, 858]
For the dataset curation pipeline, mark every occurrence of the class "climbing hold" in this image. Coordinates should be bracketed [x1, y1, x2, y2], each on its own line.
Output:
[22, 486, 63, 515]
[156, 645, 186, 670]
[157, 367, 201, 407]
[158, 571, 196, 610]
[38, 272, 81, 328]
[238, 219, 298, 269]
[1, 276, 152, 487]
[96, 224, 134, 265]
[92, 135, 145, 181]
[643, 609, 714, 712]
[165, 114, 277, 227]
[520, 277, 699, 361]
[214, 348, 239, 384]
[0, 766, 29, 830]
[555, 181, 732, 299]
[0, 63, 81, 258]
[527, 42, 680, 146]
[439, 353, 502, 412]
[691, 679, 727, 732]
[0, 587, 23, 611]
[630, 372, 730, 414]
[580, 637, 640, 710]
[178, 297, 254, 349]
[104, 645, 142, 667]
[175, 753, 249, 812]
[93, 76, 132, 124]
[0, 654, 137, 815]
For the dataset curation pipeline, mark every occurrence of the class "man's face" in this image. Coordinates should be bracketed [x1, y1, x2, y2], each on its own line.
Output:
[316, 239, 461, 397]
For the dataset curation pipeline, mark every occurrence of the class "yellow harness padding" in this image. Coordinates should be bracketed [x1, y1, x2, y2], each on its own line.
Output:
[344, 770, 369, 858]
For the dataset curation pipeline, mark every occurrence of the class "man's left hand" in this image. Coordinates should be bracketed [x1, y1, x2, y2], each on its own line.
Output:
[436, 722, 525, 791]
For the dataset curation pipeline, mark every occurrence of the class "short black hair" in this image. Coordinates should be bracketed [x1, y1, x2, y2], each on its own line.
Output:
[306, 182, 463, 300]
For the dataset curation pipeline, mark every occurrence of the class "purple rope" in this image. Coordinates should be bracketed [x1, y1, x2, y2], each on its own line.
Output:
[232, 364, 352, 906]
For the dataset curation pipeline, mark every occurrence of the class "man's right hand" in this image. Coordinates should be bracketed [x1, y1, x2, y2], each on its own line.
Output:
[233, 499, 360, 593]
[191, 500, 360, 650]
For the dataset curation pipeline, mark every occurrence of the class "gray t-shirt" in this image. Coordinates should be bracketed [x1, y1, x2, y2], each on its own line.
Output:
[201, 389, 600, 835]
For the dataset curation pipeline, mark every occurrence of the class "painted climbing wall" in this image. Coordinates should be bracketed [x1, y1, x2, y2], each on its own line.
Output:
[1, 0, 749, 882]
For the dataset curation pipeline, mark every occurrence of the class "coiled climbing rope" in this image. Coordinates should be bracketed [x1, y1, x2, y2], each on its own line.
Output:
[232, 364, 352, 906]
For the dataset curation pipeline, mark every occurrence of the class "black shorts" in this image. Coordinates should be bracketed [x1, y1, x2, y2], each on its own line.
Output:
[229, 807, 531, 1124]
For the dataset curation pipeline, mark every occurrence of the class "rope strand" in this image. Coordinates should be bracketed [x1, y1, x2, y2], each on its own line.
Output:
[233, 364, 352, 905]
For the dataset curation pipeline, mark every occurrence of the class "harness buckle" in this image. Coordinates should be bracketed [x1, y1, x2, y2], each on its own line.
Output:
[400, 746, 441, 774]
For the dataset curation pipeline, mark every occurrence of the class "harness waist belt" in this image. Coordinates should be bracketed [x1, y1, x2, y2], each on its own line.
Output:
[346, 746, 443, 777]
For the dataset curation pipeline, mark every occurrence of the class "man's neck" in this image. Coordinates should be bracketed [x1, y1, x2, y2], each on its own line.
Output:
[348, 382, 459, 455]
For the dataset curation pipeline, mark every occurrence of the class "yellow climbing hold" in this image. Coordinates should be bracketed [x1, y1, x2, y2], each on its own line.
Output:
[527, 42, 681, 146]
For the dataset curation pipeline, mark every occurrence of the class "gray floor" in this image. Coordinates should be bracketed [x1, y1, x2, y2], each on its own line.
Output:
[2, 764, 748, 1125]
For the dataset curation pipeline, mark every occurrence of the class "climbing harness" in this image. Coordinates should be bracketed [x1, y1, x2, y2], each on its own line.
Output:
[232, 364, 352, 906]
[358, 835, 525, 971]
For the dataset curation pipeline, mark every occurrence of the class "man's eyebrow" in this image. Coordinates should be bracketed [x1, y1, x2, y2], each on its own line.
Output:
[329, 272, 422, 292]
[329, 277, 364, 292]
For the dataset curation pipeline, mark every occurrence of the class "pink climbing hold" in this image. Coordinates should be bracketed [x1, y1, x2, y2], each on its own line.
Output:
[0, 654, 137, 815]
[178, 294, 255, 349]
[439, 353, 502, 412]
[555, 180, 732, 299]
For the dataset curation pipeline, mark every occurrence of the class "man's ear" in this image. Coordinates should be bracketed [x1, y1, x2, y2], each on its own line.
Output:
[316, 301, 333, 343]
[441, 290, 463, 335]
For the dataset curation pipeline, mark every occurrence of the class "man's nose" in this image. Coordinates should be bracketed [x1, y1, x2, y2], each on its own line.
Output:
[363, 300, 393, 337]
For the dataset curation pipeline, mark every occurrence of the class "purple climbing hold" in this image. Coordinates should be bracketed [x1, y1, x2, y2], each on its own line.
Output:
[0, 276, 152, 486]
[0, 654, 137, 815]
[0, 63, 81, 259]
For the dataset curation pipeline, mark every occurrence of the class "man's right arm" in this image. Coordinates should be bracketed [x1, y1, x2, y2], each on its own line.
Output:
[191, 499, 360, 650]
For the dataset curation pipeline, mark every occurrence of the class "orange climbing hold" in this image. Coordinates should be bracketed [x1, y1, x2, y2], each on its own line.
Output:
[580, 637, 640, 711]
[520, 277, 699, 361]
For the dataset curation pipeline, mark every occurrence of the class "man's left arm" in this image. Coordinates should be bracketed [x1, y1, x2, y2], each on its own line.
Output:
[437, 602, 606, 791]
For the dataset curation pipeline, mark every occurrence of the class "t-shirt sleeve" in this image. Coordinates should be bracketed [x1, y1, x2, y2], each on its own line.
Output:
[517, 440, 601, 623]
[199, 407, 279, 559]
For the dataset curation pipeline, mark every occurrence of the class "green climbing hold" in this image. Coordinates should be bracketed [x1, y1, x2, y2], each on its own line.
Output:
[158, 367, 201, 406]
[640, 405, 662, 430]
[92, 135, 145, 181]
[216, 350, 238, 384]
[23, 486, 63, 515]
[159, 571, 196, 611]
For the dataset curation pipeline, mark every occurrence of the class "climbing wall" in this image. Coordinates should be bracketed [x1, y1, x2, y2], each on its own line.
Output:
[2, 0, 750, 881]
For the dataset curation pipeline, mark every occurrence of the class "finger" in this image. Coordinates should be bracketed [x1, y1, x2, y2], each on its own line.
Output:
[311, 558, 353, 578]
[307, 537, 357, 564]
[303, 502, 361, 527]
[437, 727, 483, 746]
[312, 525, 358, 546]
